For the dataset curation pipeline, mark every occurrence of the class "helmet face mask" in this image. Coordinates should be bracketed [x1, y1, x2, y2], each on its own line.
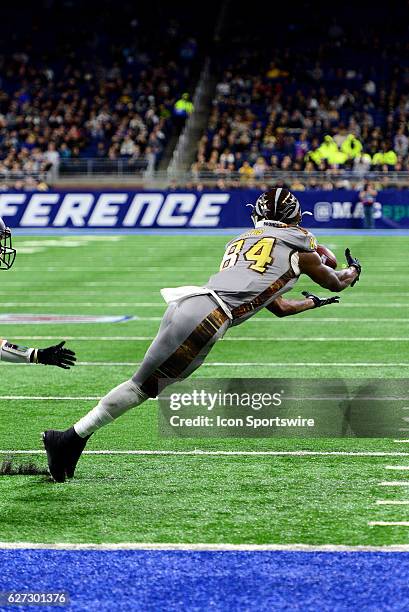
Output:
[0, 219, 16, 270]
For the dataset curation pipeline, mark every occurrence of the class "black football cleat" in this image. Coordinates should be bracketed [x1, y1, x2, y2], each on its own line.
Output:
[42, 430, 67, 482]
[42, 428, 90, 482]
[64, 428, 90, 479]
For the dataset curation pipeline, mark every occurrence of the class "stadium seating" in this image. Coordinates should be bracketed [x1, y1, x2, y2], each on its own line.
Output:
[0, 0, 205, 188]
[1, 0, 408, 191]
[192, 1, 409, 187]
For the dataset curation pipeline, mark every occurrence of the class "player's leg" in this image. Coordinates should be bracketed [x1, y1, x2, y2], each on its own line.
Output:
[71, 301, 180, 439]
[74, 295, 229, 436]
[132, 295, 229, 397]
[43, 295, 230, 481]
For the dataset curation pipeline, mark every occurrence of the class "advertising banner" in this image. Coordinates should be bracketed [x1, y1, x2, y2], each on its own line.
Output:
[0, 189, 408, 229]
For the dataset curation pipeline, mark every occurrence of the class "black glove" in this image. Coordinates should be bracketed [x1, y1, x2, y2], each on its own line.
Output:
[345, 248, 361, 286]
[37, 341, 76, 369]
[302, 291, 340, 308]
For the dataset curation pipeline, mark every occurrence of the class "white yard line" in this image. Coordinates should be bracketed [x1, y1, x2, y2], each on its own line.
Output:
[376, 501, 409, 505]
[0, 302, 161, 307]
[1, 396, 99, 401]
[5, 361, 408, 367]
[3, 316, 402, 323]
[0, 450, 408, 457]
[127, 317, 409, 323]
[9, 266, 408, 272]
[1, 541, 409, 551]
[384, 466, 409, 470]
[4, 318, 404, 326]
[368, 522, 409, 527]
[1, 290, 407, 300]
[3, 284, 166, 289]
[0, 303, 408, 308]
[6, 336, 409, 342]
[5, 334, 409, 342]
[378, 482, 409, 486]
[2, 267, 215, 273]
[2, 290, 409, 297]
[5, 361, 409, 367]
[0, 281, 405, 288]
[0, 396, 156, 401]
[2, 394, 405, 401]
[222, 337, 409, 342]
[3, 288, 409, 296]
[0, 291, 160, 297]
[83, 361, 409, 367]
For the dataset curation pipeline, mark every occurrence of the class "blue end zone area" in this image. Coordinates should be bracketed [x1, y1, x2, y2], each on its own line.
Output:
[0, 550, 408, 611]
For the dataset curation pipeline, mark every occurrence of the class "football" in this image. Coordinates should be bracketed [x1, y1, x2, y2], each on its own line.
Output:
[316, 244, 338, 269]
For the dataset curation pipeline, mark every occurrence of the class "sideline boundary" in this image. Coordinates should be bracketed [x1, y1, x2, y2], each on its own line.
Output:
[1, 542, 409, 551]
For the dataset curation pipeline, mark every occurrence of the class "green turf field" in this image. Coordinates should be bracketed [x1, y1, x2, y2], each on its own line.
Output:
[0, 233, 409, 546]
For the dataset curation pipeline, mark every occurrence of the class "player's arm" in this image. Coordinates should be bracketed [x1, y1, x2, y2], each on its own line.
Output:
[267, 292, 339, 317]
[299, 248, 361, 292]
[0, 340, 76, 369]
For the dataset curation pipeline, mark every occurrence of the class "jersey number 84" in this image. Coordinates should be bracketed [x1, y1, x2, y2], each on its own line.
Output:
[220, 237, 276, 274]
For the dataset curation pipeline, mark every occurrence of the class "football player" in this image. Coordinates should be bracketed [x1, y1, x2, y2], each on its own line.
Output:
[42, 187, 361, 482]
[0, 217, 76, 369]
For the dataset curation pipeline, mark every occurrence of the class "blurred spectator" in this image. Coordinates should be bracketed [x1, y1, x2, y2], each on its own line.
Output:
[353, 153, 372, 176]
[252, 156, 267, 178]
[372, 143, 398, 168]
[173, 93, 194, 129]
[359, 182, 378, 229]
[394, 128, 409, 158]
[363, 80, 376, 96]
[44, 143, 60, 178]
[238, 161, 254, 181]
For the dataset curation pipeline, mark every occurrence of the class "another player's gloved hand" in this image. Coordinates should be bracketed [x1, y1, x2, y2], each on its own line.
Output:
[37, 341, 76, 369]
[302, 291, 340, 308]
[345, 248, 361, 286]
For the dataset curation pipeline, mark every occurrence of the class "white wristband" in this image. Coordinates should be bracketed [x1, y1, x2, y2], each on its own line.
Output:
[0, 339, 35, 364]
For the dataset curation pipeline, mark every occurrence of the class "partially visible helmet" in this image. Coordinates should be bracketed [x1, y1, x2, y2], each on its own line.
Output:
[0, 217, 16, 270]
[249, 187, 302, 226]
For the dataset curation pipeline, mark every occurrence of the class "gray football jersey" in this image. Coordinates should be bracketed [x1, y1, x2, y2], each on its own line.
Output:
[205, 222, 317, 325]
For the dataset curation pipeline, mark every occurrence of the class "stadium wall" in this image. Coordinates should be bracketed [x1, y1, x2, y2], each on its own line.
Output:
[0, 190, 408, 229]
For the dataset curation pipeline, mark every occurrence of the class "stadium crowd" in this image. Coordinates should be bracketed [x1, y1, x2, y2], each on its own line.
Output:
[0, 1, 203, 185]
[192, 3, 409, 186]
[1, 1, 408, 189]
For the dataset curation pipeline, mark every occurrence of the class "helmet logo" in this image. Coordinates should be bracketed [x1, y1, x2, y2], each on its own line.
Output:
[255, 193, 269, 217]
